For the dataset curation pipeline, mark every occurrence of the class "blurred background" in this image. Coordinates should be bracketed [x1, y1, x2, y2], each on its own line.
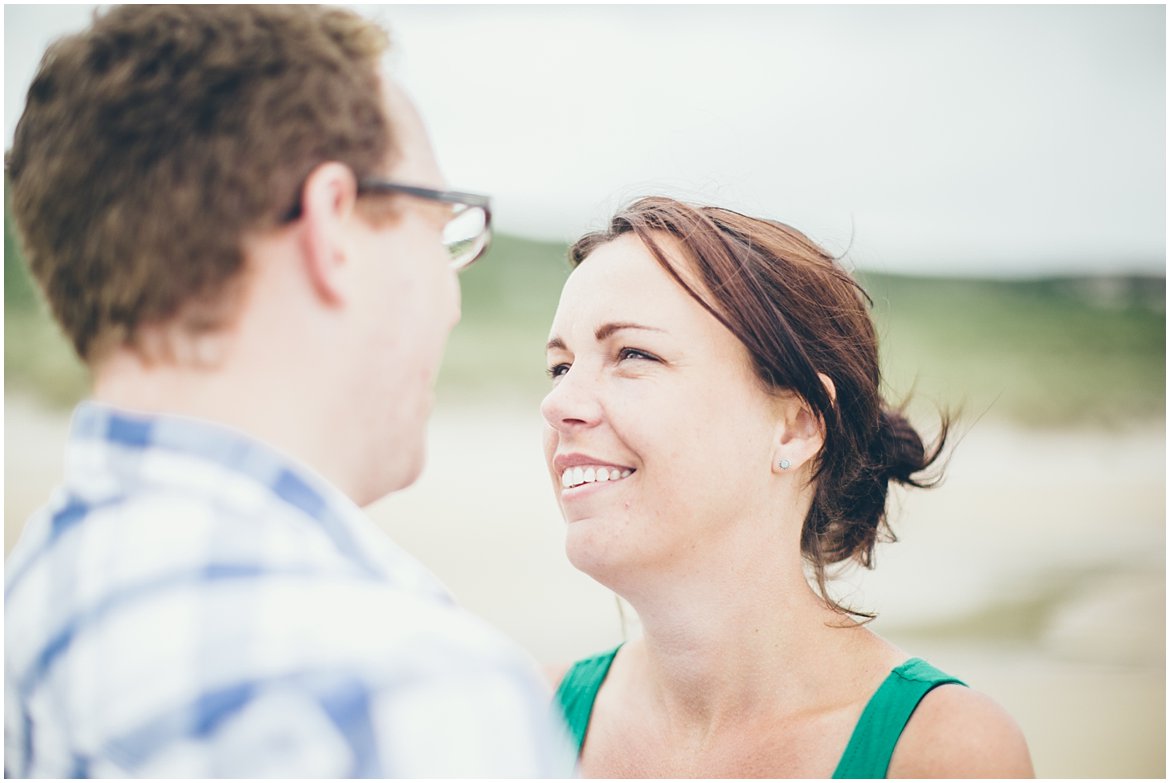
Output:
[5, 4, 1165, 777]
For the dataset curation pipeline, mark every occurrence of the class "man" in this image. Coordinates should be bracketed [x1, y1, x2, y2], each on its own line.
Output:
[5, 5, 572, 777]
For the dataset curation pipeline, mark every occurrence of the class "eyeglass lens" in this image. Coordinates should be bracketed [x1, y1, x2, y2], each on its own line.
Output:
[445, 206, 489, 269]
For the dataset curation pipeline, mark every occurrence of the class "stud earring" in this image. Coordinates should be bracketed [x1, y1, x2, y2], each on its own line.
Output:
[778, 458, 791, 470]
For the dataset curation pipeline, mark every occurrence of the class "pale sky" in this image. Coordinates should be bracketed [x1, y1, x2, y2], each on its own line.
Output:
[5, 4, 1166, 276]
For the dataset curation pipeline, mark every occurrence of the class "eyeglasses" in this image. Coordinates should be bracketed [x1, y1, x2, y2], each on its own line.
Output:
[356, 180, 492, 271]
[281, 179, 493, 270]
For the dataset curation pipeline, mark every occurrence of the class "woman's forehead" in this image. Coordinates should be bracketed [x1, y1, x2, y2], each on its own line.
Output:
[551, 234, 729, 344]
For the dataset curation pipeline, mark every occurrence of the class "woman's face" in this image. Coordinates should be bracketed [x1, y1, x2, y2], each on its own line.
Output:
[541, 234, 785, 584]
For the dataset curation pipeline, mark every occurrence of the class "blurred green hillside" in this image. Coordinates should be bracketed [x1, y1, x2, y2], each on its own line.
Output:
[5, 207, 1164, 428]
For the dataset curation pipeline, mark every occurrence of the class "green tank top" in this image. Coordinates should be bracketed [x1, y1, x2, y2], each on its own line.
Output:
[554, 645, 966, 779]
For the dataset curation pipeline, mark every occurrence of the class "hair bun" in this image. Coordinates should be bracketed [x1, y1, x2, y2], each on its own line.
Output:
[875, 407, 944, 488]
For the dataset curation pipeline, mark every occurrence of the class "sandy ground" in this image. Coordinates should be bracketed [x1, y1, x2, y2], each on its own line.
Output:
[4, 392, 1165, 778]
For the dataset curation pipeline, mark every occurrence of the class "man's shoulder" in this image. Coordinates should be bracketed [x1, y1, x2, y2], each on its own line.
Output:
[254, 570, 537, 681]
[6, 496, 566, 777]
[6, 475, 532, 679]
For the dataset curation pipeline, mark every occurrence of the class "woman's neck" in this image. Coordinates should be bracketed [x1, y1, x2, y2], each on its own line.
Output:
[617, 553, 878, 732]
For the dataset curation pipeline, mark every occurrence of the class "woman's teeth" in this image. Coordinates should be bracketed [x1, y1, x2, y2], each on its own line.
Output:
[561, 466, 634, 489]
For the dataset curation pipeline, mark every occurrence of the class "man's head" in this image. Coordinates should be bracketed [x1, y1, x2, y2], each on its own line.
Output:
[6, 4, 393, 363]
[8, 5, 466, 503]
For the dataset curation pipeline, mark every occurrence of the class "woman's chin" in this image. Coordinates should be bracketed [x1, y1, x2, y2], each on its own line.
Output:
[564, 520, 641, 590]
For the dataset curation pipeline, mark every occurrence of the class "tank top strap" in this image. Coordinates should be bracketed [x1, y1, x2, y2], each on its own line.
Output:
[832, 657, 967, 779]
[554, 645, 622, 755]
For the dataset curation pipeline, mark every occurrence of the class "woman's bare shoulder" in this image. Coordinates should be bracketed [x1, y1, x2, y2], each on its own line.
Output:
[888, 683, 1035, 778]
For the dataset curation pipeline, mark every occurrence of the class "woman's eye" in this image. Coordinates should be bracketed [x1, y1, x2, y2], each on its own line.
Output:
[547, 363, 570, 379]
[617, 347, 658, 363]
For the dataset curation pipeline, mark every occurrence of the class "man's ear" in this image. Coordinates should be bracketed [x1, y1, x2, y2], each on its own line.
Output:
[772, 374, 836, 475]
[296, 161, 359, 305]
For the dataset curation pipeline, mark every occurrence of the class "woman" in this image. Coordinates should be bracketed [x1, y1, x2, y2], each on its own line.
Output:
[541, 197, 1033, 778]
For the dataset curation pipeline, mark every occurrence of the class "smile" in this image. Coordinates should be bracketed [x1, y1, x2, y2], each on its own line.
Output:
[560, 466, 634, 489]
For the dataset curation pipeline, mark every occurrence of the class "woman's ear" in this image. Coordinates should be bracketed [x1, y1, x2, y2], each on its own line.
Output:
[772, 374, 836, 475]
[818, 373, 837, 406]
[296, 161, 359, 305]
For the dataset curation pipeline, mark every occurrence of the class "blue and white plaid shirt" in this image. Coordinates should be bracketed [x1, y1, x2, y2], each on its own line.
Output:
[5, 403, 575, 777]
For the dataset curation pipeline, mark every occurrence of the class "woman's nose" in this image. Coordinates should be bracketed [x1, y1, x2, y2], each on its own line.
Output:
[540, 367, 603, 433]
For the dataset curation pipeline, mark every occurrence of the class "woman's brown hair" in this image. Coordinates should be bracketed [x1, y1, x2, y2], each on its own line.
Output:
[569, 196, 949, 617]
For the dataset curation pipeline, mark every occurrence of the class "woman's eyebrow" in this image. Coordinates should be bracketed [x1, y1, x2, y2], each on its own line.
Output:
[595, 322, 666, 341]
[546, 322, 665, 353]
